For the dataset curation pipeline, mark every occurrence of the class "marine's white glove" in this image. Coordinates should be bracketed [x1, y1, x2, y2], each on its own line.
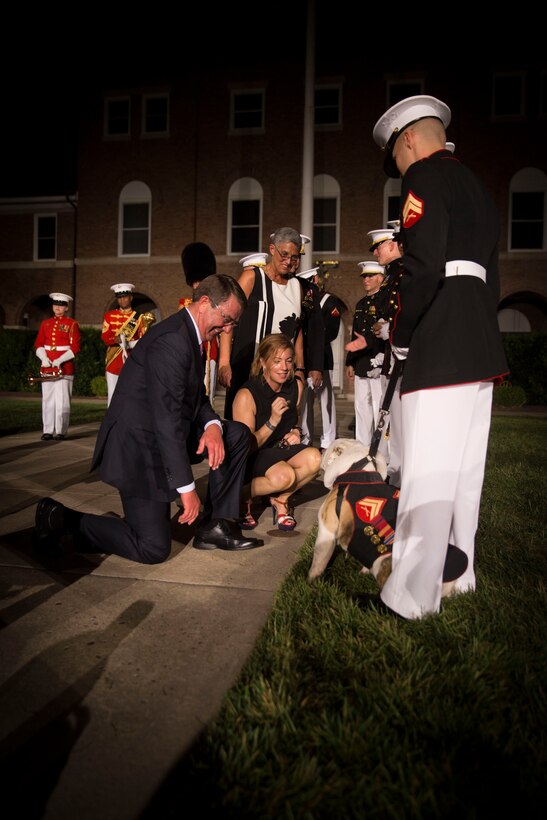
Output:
[377, 320, 390, 341]
[392, 345, 409, 361]
[36, 347, 52, 367]
[366, 367, 382, 378]
[369, 353, 385, 369]
[54, 349, 75, 366]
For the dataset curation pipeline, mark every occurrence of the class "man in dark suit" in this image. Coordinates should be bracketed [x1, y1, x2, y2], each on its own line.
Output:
[34, 275, 264, 562]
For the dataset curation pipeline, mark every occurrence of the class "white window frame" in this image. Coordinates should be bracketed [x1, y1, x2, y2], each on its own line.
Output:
[492, 72, 525, 120]
[383, 178, 402, 227]
[313, 174, 340, 254]
[508, 168, 546, 251]
[227, 177, 263, 255]
[230, 89, 265, 133]
[314, 83, 342, 129]
[118, 181, 152, 257]
[142, 92, 170, 137]
[34, 213, 57, 261]
[104, 96, 131, 139]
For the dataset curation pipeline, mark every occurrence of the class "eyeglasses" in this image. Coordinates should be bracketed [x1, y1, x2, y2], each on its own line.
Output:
[274, 246, 300, 264]
[209, 298, 239, 327]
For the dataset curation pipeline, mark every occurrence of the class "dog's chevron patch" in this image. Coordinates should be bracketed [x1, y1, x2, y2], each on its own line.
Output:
[356, 496, 387, 522]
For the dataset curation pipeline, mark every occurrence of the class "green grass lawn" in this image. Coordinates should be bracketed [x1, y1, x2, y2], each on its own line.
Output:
[151, 415, 547, 819]
[0, 398, 106, 436]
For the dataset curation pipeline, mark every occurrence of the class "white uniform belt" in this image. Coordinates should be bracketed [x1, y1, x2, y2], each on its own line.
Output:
[445, 260, 486, 282]
[45, 345, 70, 351]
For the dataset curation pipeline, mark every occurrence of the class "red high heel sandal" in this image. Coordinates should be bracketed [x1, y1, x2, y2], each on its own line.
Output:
[270, 497, 296, 531]
[239, 501, 258, 530]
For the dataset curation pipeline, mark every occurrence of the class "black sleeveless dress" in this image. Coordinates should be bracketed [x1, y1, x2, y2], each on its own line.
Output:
[241, 375, 307, 480]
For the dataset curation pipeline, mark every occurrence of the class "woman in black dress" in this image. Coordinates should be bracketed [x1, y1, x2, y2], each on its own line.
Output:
[232, 334, 321, 530]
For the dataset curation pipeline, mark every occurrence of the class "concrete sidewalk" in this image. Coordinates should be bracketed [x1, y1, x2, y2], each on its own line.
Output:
[0, 421, 327, 819]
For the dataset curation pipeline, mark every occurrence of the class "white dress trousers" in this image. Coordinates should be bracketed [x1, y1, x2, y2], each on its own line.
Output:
[42, 376, 74, 435]
[354, 375, 384, 449]
[380, 381, 494, 619]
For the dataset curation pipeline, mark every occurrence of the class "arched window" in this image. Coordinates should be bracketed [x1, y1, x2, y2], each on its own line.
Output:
[118, 181, 151, 257]
[383, 177, 402, 226]
[509, 168, 546, 251]
[313, 174, 340, 253]
[228, 178, 263, 254]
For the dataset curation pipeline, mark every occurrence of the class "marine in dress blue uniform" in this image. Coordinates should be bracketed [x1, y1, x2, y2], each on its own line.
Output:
[372, 95, 508, 619]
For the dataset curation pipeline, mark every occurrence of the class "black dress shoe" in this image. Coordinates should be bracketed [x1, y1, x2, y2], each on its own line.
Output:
[354, 593, 407, 620]
[41, 433, 53, 441]
[35, 497, 67, 536]
[193, 519, 264, 551]
[54, 434, 65, 440]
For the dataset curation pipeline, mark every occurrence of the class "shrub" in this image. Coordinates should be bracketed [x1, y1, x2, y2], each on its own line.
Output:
[90, 375, 108, 397]
[493, 381, 527, 407]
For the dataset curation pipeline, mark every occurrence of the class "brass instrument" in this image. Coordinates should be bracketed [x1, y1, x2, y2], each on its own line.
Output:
[139, 311, 156, 334]
[28, 366, 63, 385]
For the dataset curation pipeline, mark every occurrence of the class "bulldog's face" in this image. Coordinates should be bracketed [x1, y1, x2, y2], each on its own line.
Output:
[321, 439, 387, 489]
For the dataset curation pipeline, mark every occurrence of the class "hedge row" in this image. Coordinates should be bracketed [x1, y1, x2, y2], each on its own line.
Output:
[1, 328, 546, 404]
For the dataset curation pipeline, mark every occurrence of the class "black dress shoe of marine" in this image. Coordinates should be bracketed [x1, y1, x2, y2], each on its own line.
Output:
[355, 593, 407, 620]
[54, 434, 65, 440]
[193, 519, 264, 551]
[41, 433, 53, 441]
[443, 545, 469, 582]
[35, 497, 67, 536]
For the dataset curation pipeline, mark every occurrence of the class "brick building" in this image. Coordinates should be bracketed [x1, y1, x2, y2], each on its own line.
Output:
[1, 42, 545, 392]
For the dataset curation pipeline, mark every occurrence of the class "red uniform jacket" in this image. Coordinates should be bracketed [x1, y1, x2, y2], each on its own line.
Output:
[34, 316, 81, 376]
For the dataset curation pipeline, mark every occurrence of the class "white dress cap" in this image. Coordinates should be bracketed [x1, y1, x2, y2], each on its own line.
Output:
[445, 141, 455, 153]
[49, 292, 73, 303]
[297, 267, 319, 280]
[373, 95, 451, 149]
[358, 261, 386, 277]
[239, 253, 268, 268]
[387, 220, 400, 230]
[367, 228, 395, 251]
[111, 283, 135, 294]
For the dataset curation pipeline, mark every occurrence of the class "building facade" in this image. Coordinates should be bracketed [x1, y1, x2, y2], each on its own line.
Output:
[1, 53, 546, 392]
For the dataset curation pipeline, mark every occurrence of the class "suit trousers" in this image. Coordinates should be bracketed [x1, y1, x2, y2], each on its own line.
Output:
[301, 370, 337, 449]
[380, 382, 493, 619]
[79, 420, 251, 564]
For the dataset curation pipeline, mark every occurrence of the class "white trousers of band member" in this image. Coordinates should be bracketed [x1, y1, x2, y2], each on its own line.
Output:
[380, 381, 494, 619]
[41, 376, 74, 435]
[301, 370, 337, 448]
[354, 375, 383, 449]
[106, 372, 119, 406]
[385, 375, 402, 488]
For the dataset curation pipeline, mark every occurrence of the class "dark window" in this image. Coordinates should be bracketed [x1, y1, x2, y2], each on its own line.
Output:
[144, 95, 169, 134]
[36, 215, 56, 260]
[541, 72, 547, 117]
[232, 92, 264, 130]
[388, 195, 401, 222]
[511, 191, 544, 249]
[493, 74, 524, 118]
[315, 87, 341, 126]
[231, 200, 260, 252]
[106, 98, 130, 136]
[122, 203, 150, 255]
[313, 197, 337, 252]
[388, 82, 423, 107]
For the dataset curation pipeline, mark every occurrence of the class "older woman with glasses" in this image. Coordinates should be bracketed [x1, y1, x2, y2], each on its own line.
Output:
[232, 333, 321, 531]
[219, 226, 308, 419]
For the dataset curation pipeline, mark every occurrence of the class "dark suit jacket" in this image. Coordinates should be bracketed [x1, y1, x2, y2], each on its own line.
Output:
[92, 309, 219, 501]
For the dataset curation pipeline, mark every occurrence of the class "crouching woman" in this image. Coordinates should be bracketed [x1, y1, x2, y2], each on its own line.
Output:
[232, 333, 321, 530]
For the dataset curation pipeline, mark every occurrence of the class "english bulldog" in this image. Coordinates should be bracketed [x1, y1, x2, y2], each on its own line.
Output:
[308, 438, 467, 597]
